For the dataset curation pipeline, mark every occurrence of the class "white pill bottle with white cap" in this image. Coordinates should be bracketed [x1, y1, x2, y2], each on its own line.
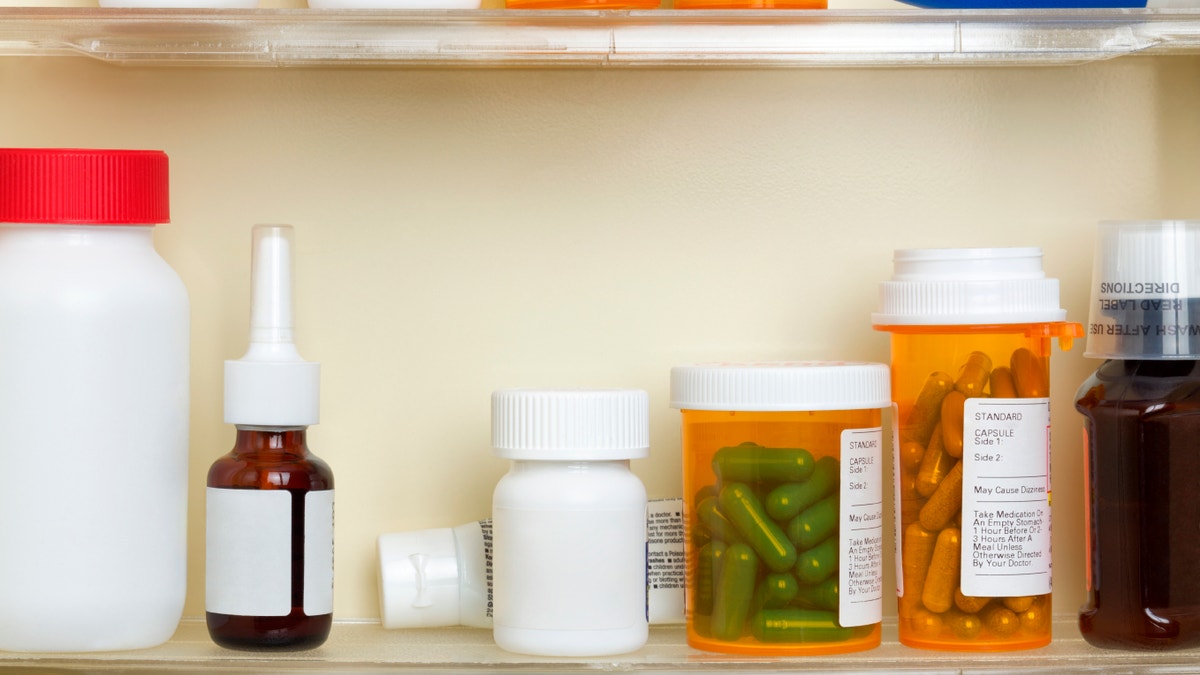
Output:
[490, 388, 650, 657]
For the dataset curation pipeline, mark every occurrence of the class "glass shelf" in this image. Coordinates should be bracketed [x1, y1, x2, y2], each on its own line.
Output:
[4, 618, 1200, 672]
[3, 7, 1200, 67]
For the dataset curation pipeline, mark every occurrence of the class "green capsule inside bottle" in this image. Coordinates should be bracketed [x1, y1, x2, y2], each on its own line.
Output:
[764, 455, 840, 521]
[692, 484, 718, 512]
[795, 536, 839, 584]
[713, 444, 814, 484]
[793, 577, 839, 612]
[750, 609, 853, 643]
[711, 543, 759, 641]
[751, 573, 799, 615]
[719, 482, 797, 573]
[696, 496, 742, 544]
[787, 494, 839, 550]
[693, 540, 726, 616]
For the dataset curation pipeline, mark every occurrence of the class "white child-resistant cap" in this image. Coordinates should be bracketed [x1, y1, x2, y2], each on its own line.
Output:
[491, 389, 650, 461]
[873, 247, 1067, 326]
[378, 529, 463, 628]
[1085, 220, 1200, 359]
[670, 361, 890, 412]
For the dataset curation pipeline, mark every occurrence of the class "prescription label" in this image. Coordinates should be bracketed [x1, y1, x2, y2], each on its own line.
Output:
[961, 398, 1052, 597]
[646, 498, 685, 625]
[303, 490, 335, 616]
[840, 428, 884, 628]
[890, 403, 905, 600]
[206, 488, 292, 617]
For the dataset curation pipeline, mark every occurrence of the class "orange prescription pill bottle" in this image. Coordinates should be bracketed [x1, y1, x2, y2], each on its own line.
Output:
[670, 362, 890, 655]
[506, 0, 657, 10]
[873, 247, 1082, 651]
[673, 0, 823, 8]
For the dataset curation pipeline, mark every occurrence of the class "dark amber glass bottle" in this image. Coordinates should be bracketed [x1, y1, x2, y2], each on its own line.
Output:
[1075, 220, 1200, 650]
[1076, 359, 1200, 650]
[206, 426, 334, 650]
[208, 224, 330, 650]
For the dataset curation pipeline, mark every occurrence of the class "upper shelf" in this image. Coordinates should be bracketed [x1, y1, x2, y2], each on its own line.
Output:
[4, 6, 1200, 67]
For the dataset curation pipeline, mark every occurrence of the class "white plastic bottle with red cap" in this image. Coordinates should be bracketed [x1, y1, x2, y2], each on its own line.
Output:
[0, 148, 189, 651]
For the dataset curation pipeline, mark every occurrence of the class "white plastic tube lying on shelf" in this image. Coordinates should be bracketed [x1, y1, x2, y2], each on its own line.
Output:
[378, 498, 686, 629]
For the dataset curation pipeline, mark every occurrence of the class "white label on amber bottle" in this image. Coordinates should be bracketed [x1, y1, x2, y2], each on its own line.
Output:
[839, 427, 883, 628]
[304, 490, 335, 616]
[206, 488, 292, 617]
[960, 398, 1053, 597]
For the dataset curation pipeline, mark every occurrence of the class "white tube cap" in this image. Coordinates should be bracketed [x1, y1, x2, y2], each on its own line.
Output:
[377, 529, 462, 628]
[491, 389, 650, 461]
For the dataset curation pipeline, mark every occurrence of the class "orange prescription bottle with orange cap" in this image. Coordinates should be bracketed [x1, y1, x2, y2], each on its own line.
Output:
[873, 247, 1081, 651]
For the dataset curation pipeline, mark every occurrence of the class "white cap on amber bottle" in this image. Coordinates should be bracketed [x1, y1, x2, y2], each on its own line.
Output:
[873, 247, 1067, 326]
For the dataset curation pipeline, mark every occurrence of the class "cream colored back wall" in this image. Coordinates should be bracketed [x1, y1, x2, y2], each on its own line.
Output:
[3, 54, 1198, 623]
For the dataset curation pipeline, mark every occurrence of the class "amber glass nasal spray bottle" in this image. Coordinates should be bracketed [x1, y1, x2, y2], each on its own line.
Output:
[206, 224, 334, 650]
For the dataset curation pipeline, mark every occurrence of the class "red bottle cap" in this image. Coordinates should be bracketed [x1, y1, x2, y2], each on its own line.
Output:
[0, 148, 169, 225]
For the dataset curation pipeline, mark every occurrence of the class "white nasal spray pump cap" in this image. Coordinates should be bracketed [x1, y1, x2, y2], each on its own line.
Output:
[224, 224, 320, 426]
